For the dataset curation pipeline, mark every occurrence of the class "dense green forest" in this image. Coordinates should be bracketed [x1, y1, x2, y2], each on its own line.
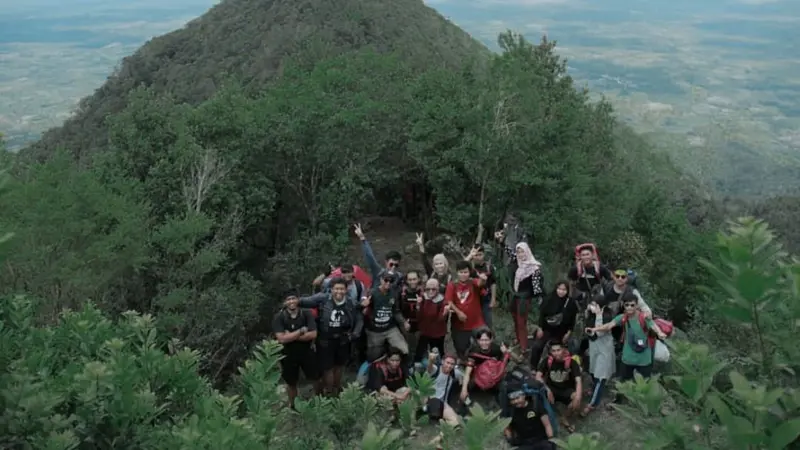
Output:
[1, 0, 799, 446]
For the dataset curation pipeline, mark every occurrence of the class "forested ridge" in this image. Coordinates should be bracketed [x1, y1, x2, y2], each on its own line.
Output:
[2, 0, 799, 447]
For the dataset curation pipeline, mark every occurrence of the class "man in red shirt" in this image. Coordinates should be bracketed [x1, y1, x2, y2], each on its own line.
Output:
[445, 260, 487, 361]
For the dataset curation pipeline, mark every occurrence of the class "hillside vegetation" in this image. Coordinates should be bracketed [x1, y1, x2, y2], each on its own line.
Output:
[1, 0, 799, 447]
[22, 0, 489, 162]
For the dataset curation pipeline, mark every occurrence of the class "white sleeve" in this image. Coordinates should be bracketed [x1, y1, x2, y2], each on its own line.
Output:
[454, 368, 465, 382]
[634, 289, 652, 316]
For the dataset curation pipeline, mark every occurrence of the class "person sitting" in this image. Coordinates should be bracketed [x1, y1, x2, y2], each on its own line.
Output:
[425, 352, 464, 449]
[530, 281, 578, 367]
[366, 348, 411, 405]
[460, 329, 509, 402]
[504, 382, 556, 450]
[535, 341, 582, 433]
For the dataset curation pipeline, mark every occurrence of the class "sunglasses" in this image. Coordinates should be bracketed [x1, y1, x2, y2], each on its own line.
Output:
[623, 303, 637, 308]
[388, 262, 399, 268]
[382, 278, 394, 283]
[615, 274, 628, 279]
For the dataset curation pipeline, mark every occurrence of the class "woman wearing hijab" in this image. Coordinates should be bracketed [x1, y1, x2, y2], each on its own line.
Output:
[530, 281, 578, 367]
[496, 228, 545, 355]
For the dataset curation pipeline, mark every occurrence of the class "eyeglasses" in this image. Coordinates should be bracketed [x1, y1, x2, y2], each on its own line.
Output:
[615, 274, 628, 280]
[425, 288, 438, 292]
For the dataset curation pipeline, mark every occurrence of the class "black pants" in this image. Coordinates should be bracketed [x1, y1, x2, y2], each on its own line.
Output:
[507, 436, 556, 450]
[414, 335, 445, 362]
[614, 363, 653, 403]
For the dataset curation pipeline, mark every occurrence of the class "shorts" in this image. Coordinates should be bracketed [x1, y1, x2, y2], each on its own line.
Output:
[280, 348, 319, 385]
[452, 330, 473, 358]
[317, 338, 352, 372]
[550, 387, 575, 405]
[426, 398, 446, 420]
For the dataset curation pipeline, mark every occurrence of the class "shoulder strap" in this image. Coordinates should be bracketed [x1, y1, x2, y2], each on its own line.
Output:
[470, 352, 493, 361]
[355, 281, 363, 301]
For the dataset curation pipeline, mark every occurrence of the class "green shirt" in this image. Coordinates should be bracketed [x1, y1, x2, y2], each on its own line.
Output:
[613, 314, 656, 367]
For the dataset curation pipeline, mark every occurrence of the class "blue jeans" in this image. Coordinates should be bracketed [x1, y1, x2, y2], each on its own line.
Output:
[481, 294, 493, 328]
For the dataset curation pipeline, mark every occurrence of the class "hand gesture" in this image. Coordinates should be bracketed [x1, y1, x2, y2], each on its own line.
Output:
[361, 296, 371, 308]
[404, 320, 411, 331]
[466, 247, 478, 260]
[460, 389, 469, 402]
[353, 223, 365, 240]
[656, 330, 667, 340]
[415, 232, 424, 248]
[500, 343, 509, 354]
[584, 327, 594, 335]
[416, 294, 423, 303]
[569, 397, 581, 411]
[478, 272, 488, 282]
[428, 351, 438, 362]
[535, 328, 544, 340]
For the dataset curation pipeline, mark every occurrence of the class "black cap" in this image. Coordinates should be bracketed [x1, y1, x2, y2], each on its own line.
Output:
[283, 288, 300, 299]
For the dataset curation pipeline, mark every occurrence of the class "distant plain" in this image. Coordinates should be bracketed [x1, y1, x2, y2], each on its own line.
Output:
[1, 0, 798, 195]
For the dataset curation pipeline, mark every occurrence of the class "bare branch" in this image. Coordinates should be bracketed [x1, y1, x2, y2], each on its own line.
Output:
[182, 147, 230, 214]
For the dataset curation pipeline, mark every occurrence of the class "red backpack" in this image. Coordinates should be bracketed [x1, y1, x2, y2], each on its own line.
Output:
[470, 352, 510, 390]
[374, 361, 404, 384]
[574, 243, 600, 278]
[620, 313, 656, 348]
[546, 354, 574, 370]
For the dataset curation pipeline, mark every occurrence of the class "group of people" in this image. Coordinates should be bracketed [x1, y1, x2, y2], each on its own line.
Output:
[271, 224, 672, 449]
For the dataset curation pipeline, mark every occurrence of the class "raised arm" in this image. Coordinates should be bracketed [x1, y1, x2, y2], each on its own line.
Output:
[354, 223, 382, 279]
[298, 292, 327, 308]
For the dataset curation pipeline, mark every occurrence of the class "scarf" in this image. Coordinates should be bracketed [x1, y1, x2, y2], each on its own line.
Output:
[514, 242, 541, 291]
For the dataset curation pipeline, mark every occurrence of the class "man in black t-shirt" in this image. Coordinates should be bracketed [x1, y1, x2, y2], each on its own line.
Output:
[272, 290, 320, 408]
[568, 245, 612, 297]
[505, 382, 555, 449]
[366, 348, 410, 405]
[536, 341, 583, 432]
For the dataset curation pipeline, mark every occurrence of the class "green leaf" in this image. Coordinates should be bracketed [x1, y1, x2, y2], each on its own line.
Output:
[768, 418, 800, 450]
[735, 269, 769, 303]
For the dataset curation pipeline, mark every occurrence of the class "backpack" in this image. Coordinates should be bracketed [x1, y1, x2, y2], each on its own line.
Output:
[620, 312, 656, 351]
[546, 354, 576, 370]
[358, 358, 404, 387]
[626, 269, 640, 290]
[574, 243, 601, 279]
[470, 352, 510, 390]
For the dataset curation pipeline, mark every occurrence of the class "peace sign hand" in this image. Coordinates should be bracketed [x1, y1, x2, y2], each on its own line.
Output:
[354, 223, 365, 240]
[415, 232, 424, 249]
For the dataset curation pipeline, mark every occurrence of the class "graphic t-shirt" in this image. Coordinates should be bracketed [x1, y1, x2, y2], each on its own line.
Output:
[327, 301, 351, 335]
[613, 314, 656, 367]
[366, 288, 399, 332]
[445, 279, 485, 331]
[537, 357, 581, 391]
[509, 398, 548, 442]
